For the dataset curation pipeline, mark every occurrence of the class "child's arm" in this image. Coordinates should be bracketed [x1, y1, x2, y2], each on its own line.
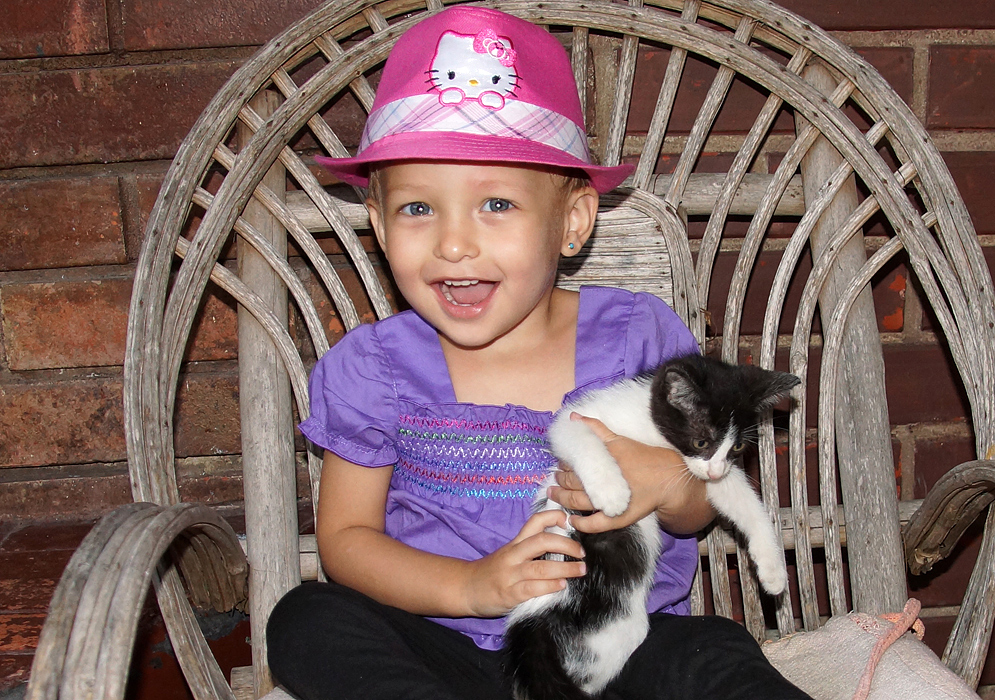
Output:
[316, 451, 587, 618]
[546, 414, 714, 535]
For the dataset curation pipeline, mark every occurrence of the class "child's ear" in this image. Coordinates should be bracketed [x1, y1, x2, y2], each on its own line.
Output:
[561, 185, 599, 256]
[366, 197, 388, 251]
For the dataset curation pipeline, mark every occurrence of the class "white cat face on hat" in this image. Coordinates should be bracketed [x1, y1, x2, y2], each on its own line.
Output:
[428, 30, 520, 110]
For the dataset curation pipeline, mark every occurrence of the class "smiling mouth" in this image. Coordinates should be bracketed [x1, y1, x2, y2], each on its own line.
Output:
[438, 279, 496, 306]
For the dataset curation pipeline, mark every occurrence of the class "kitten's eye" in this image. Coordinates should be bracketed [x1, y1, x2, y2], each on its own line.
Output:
[491, 75, 501, 84]
[400, 202, 432, 216]
[730, 441, 746, 454]
[692, 439, 710, 451]
[482, 198, 513, 213]
[447, 71, 456, 80]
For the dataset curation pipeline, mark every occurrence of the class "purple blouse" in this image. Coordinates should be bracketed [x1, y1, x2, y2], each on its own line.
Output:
[300, 286, 701, 650]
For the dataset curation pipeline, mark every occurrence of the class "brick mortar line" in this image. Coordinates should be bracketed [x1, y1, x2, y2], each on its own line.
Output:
[0, 357, 242, 386]
[0, 456, 247, 482]
[901, 264, 928, 344]
[908, 421, 976, 439]
[118, 174, 144, 262]
[0, 465, 129, 486]
[0, 159, 171, 182]
[930, 131, 995, 151]
[912, 43, 929, 124]
[0, 264, 136, 287]
[0, 456, 314, 484]
[105, 0, 124, 53]
[0, 365, 123, 384]
[0, 46, 255, 74]
[892, 424, 917, 500]
[0, 304, 8, 373]
[760, 330, 942, 348]
[832, 29, 995, 48]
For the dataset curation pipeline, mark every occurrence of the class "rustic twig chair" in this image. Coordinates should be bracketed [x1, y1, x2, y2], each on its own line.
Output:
[24, 0, 995, 698]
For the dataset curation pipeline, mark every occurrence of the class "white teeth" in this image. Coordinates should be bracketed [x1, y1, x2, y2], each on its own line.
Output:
[443, 279, 479, 287]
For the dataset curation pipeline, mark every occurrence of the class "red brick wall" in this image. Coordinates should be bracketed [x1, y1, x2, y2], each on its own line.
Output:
[1, 0, 994, 672]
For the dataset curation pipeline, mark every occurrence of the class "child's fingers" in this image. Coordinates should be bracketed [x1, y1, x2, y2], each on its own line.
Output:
[522, 557, 586, 583]
[568, 510, 626, 534]
[553, 466, 584, 491]
[512, 509, 568, 543]
[547, 484, 594, 512]
[516, 530, 585, 562]
[515, 577, 569, 601]
[569, 412, 622, 446]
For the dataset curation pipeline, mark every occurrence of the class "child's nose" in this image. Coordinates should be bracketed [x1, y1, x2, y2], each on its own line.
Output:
[435, 219, 479, 262]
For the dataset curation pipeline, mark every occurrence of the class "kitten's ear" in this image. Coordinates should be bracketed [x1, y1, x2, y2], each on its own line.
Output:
[749, 369, 801, 410]
[664, 367, 701, 413]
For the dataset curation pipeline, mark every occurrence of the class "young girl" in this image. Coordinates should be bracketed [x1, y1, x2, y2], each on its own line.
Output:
[267, 7, 811, 699]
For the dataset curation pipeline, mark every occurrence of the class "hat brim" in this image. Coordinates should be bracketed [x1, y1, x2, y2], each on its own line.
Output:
[314, 132, 633, 194]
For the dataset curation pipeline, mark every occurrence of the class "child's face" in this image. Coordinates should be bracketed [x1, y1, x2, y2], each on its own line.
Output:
[367, 161, 597, 350]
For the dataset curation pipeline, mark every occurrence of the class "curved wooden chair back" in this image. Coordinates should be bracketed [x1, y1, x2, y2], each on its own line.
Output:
[26, 1, 995, 698]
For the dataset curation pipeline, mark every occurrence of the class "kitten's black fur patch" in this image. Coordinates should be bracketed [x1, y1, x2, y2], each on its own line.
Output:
[506, 526, 650, 700]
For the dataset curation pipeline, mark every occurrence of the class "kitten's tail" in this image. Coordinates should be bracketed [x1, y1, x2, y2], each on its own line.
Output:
[505, 615, 591, 700]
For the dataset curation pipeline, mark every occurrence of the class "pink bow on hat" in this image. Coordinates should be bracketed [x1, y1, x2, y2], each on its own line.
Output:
[473, 29, 517, 67]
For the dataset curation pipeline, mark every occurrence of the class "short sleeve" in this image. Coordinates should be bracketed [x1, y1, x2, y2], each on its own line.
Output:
[625, 292, 700, 374]
[298, 323, 398, 467]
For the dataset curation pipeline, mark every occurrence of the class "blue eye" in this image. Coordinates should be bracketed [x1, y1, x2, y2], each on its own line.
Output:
[400, 202, 432, 216]
[482, 199, 513, 213]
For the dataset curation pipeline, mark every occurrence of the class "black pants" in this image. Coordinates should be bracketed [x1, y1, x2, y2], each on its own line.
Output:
[267, 581, 812, 700]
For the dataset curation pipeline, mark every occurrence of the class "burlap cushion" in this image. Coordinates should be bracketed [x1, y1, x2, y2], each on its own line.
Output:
[763, 611, 979, 700]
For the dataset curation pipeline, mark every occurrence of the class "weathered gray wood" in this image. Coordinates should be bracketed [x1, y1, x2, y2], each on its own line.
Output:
[570, 27, 588, 123]
[25, 503, 155, 700]
[237, 90, 301, 699]
[723, 91, 849, 630]
[904, 461, 995, 576]
[211, 144, 360, 334]
[798, 63, 905, 616]
[706, 526, 734, 619]
[602, 0, 643, 166]
[27, 504, 245, 700]
[664, 16, 756, 210]
[631, 0, 699, 190]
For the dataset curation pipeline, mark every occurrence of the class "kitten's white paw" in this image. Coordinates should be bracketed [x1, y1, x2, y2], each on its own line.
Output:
[755, 557, 788, 596]
[588, 478, 631, 518]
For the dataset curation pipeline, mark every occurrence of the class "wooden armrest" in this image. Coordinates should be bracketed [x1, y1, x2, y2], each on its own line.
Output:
[26, 503, 247, 700]
[902, 460, 995, 575]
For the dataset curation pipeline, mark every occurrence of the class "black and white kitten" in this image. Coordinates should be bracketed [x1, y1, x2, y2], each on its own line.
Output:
[505, 354, 799, 700]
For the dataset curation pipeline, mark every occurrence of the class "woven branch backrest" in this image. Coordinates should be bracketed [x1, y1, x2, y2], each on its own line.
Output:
[126, 0, 995, 666]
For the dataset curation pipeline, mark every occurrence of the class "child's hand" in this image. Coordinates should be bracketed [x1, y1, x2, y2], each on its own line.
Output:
[461, 509, 586, 618]
[548, 414, 714, 535]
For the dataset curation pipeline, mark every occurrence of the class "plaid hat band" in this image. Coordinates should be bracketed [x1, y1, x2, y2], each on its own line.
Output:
[360, 93, 592, 163]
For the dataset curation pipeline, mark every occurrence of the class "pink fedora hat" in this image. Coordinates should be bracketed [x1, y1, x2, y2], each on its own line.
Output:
[315, 6, 632, 194]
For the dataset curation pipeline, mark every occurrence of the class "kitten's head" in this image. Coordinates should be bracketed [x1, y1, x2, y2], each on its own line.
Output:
[649, 355, 800, 481]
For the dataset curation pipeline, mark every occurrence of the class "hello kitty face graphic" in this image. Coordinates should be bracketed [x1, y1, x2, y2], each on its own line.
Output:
[426, 29, 520, 110]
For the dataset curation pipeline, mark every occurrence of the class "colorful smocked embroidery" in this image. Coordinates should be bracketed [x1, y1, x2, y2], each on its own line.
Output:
[395, 413, 554, 499]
